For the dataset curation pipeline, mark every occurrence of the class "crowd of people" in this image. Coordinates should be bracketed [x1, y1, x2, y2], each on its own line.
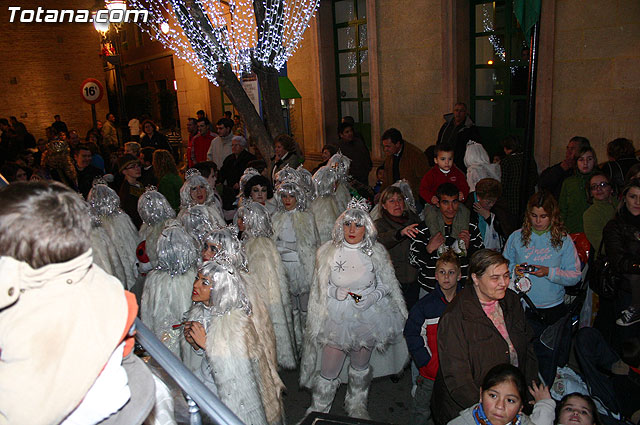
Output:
[1, 104, 639, 425]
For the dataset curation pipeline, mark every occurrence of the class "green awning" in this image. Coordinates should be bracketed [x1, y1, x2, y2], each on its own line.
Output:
[279, 76, 301, 99]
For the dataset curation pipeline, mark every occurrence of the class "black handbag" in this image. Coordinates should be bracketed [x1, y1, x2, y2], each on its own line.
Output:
[587, 238, 619, 299]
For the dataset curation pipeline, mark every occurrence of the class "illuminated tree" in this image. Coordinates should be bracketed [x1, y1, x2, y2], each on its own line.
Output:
[128, 0, 319, 163]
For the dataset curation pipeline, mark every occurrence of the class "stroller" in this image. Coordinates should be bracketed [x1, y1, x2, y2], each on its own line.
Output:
[517, 232, 592, 387]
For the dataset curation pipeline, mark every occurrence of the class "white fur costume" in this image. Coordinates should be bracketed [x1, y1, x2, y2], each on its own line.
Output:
[311, 166, 341, 244]
[328, 152, 353, 212]
[88, 182, 139, 290]
[140, 221, 199, 358]
[88, 206, 127, 283]
[177, 169, 225, 228]
[138, 188, 176, 271]
[239, 201, 297, 369]
[184, 260, 284, 425]
[271, 181, 320, 349]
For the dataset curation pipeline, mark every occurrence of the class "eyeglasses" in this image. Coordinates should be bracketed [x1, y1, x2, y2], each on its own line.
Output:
[590, 182, 610, 191]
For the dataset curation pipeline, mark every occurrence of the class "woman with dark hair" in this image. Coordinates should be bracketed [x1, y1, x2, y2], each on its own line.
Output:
[448, 363, 555, 425]
[153, 149, 182, 212]
[555, 393, 601, 425]
[270, 134, 303, 182]
[559, 146, 599, 233]
[432, 249, 538, 425]
[140, 119, 173, 153]
[603, 178, 640, 327]
[312, 144, 339, 174]
[583, 171, 616, 251]
[601, 138, 639, 194]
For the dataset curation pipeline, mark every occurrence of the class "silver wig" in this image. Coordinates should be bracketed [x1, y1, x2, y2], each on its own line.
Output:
[237, 201, 273, 239]
[203, 226, 248, 272]
[179, 169, 216, 209]
[156, 220, 200, 276]
[87, 182, 121, 217]
[274, 164, 299, 187]
[274, 180, 308, 212]
[312, 165, 339, 197]
[138, 186, 176, 226]
[392, 179, 417, 214]
[198, 259, 252, 317]
[180, 204, 216, 248]
[296, 165, 316, 201]
[327, 151, 351, 181]
[331, 198, 376, 256]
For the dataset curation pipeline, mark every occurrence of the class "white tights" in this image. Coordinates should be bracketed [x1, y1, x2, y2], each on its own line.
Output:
[320, 345, 372, 380]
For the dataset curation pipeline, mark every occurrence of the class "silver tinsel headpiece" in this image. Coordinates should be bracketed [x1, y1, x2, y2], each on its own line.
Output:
[203, 227, 248, 272]
[274, 180, 308, 212]
[198, 259, 252, 317]
[87, 182, 121, 217]
[328, 151, 351, 181]
[238, 167, 260, 200]
[237, 201, 273, 239]
[296, 165, 316, 202]
[313, 165, 339, 197]
[332, 197, 376, 255]
[138, 186, 176, 225]
[156, 220, 199, 276]
[180, 204, 216, 247]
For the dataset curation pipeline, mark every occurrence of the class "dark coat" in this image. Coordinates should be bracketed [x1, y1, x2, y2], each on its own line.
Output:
[432, 285, 538, 424]
[436, 114, 482, 173]
[603, 206, 640, 295]
[219, 149, 256, 210]
[141, 132, 173, 154]
[374, 210, 421, 285]
[336, 137, 372, 185]
[382, 141, 431, 202]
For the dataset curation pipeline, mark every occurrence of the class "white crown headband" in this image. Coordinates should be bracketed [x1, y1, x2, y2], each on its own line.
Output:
[347, 197, 369, 212]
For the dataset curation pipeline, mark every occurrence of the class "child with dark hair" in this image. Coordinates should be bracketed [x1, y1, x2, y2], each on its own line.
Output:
[404, 250, 463, 425]
[419, 144, 469, 205]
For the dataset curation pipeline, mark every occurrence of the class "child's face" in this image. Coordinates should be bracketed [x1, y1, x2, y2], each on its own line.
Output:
[480, 380, 523, 425]
[435, 151, 454, 171]
[577, 152, 595, 174]
[435, 262, 460, 291]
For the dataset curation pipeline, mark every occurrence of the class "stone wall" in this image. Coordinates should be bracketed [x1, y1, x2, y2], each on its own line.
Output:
[550, 0, 640, 165]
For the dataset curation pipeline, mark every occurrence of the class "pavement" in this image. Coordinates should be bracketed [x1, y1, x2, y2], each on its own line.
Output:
[280, 366, 414, 425]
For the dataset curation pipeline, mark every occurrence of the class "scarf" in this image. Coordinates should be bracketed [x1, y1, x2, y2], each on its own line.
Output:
[382, 208, 409, 225]
[473, 403, 522, 425]
[480, 299, 519, 367]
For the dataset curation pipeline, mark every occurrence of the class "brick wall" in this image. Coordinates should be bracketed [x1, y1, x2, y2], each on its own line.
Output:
[0, 0, 109, 141]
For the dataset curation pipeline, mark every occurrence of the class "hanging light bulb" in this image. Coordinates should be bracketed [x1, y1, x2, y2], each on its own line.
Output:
[161, 22, 170, 34]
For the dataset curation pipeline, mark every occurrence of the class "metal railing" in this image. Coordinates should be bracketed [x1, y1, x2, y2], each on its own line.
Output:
[134, 318, 245, 425]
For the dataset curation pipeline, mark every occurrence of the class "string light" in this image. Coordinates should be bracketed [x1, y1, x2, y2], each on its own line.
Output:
[128, 0, 320, 85]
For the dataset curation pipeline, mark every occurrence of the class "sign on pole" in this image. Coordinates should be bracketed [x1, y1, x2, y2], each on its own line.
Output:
[80, 78, 104, 104]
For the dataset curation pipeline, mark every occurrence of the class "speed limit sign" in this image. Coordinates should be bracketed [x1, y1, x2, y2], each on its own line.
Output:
[80, 78, 104, 104]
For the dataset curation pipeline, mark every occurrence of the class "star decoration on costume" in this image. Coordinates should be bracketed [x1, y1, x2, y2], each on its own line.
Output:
[333, 260, 346, 272]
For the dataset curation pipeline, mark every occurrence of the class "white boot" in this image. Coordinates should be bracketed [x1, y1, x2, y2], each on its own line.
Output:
[344, 366, 372, 420]
[305, 374, 340, 415]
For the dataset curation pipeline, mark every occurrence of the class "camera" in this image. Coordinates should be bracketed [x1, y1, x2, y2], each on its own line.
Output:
[521, 264, 537, 273]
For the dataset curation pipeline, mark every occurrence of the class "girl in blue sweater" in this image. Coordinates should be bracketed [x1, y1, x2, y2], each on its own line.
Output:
[503, 191, 581, 382]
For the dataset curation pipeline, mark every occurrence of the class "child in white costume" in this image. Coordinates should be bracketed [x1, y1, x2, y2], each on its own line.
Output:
[311, 166, 341, 244]
[141, 220, 199, 358]
[238, 201, 297, 369]
[271, 180, 320, 350]
[182, 260, 285, 425]
[88, 203, 126, 283]
[177, 168, 225, 227]
[200, 227, 280, 382]
[327, 152, 353, 212]
[463, 140, 500, 192]
[300, 198, 408, 419]
[137, 187, 176, 272]
[88, 180, 139, 290]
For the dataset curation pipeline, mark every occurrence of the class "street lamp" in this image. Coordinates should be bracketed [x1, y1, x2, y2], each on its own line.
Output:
[94, 0, 127, 145]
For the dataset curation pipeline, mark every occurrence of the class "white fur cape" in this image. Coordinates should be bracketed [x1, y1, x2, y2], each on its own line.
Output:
[299, 241, 409, 388]
[245, 236, 297, 369]
[139, 220, 169, 268]
[271, 210, 319, 295]
[310, 196, 340, 244]
[90, 225, 126, 284]
[206, 309, 284, 425]
[141, 267, 197, 358]
[334, 181, 351, 213]
[100, 212, 140, 290]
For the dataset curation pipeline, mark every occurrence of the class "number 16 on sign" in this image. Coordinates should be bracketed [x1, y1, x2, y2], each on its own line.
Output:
[80, 78, 104, 129]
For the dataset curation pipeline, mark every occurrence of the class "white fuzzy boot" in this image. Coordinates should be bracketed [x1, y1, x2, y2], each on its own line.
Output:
[305, 375, 340, 416]
[344, 366, 372, 420]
